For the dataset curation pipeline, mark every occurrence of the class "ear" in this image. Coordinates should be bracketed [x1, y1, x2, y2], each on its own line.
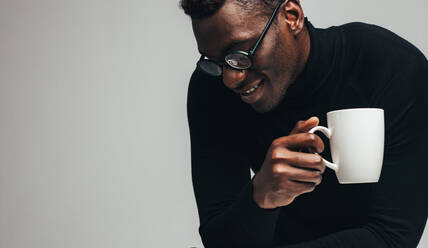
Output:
[281, 0, 305, 36]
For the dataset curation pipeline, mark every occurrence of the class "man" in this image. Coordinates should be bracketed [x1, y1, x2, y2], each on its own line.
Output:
[181, 0, 428, 247]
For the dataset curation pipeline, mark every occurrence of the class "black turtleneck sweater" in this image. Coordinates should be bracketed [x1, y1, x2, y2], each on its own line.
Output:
[187, 19, 428, 248]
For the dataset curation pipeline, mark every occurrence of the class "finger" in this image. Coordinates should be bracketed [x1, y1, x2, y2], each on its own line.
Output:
[291, 118, 316, 134]
[271, 151, 325, 172]
[287, 179, 317, 194]
[273, 133, 325, 154]
[291, 175, 323, 185]
[273, 164, 323, 184]
[289, 116, 319, 135]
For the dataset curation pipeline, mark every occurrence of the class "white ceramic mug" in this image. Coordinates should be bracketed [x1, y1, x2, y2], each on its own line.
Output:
[308, 108, 385, 184]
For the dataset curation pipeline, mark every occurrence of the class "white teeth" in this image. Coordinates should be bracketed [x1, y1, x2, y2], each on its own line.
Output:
[245, 87, 256, 94]
[243, 82, 261, 95]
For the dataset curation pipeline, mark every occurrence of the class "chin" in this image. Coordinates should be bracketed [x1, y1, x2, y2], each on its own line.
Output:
[253, 89, 286, 113]
[251, 98, 278, 113]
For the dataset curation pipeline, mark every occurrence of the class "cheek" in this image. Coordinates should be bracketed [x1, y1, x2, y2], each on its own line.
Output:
[252, 35, 278, 69]
[272, 40, 299, 79]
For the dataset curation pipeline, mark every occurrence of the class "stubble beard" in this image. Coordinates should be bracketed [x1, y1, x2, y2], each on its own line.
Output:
[252, 25, 307, 113]
[254, 50, 298, 113]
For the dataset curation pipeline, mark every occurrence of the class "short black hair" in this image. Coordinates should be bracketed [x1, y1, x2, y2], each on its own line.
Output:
[180, 0, 280, 19]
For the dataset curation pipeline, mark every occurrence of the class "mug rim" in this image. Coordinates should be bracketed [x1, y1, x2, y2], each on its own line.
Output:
[327, 108, 384, 116]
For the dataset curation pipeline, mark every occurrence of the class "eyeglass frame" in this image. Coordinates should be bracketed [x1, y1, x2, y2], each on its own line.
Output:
[197, 0, 286, 76]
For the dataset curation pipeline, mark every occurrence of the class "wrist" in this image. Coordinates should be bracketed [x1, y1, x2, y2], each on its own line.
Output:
[252, 178, 277, 209]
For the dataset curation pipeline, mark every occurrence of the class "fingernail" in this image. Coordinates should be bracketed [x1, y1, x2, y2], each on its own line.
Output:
[308, 117, 317, 122]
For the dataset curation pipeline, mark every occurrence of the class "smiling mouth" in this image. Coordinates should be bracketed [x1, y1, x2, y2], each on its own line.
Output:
[241, 80, 264, 96]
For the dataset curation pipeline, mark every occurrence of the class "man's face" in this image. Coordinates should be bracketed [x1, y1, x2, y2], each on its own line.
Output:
[192, 1, 306, 113]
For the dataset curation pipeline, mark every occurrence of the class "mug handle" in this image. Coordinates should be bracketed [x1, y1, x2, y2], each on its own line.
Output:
[308, 126, 339, 172]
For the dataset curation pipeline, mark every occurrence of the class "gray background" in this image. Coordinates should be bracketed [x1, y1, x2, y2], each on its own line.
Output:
[0, 0, 426, 247]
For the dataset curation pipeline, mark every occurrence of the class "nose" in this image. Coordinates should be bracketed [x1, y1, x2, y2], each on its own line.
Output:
[222, 66, 247, 90]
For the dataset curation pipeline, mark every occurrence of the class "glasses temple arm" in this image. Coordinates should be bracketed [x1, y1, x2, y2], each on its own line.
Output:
[249, 0, 286, 56]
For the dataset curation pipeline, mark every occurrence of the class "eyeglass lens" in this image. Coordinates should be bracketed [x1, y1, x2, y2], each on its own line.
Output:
[198, 60, 222, 76]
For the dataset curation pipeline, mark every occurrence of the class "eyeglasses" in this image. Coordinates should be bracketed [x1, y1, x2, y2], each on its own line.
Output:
[197, 0, 286, 76]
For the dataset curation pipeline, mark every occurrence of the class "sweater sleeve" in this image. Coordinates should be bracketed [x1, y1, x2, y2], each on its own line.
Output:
[187, 70, 280, 248]
[275, 133, 428, 248]
[275, 49, 428, 248]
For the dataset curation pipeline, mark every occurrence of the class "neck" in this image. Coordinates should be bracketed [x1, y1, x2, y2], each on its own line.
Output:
[295, 25, 311, 81]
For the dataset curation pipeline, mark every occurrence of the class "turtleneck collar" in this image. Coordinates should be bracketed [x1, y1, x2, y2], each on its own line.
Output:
[261, 18, 340, 117]
[244, 18, 342, 149]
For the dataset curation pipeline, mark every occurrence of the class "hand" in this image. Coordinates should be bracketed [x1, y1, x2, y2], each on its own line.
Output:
[252, 117, 326, 209]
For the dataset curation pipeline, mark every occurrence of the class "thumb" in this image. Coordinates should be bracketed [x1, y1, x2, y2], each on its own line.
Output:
[289, 116, 319, 135]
